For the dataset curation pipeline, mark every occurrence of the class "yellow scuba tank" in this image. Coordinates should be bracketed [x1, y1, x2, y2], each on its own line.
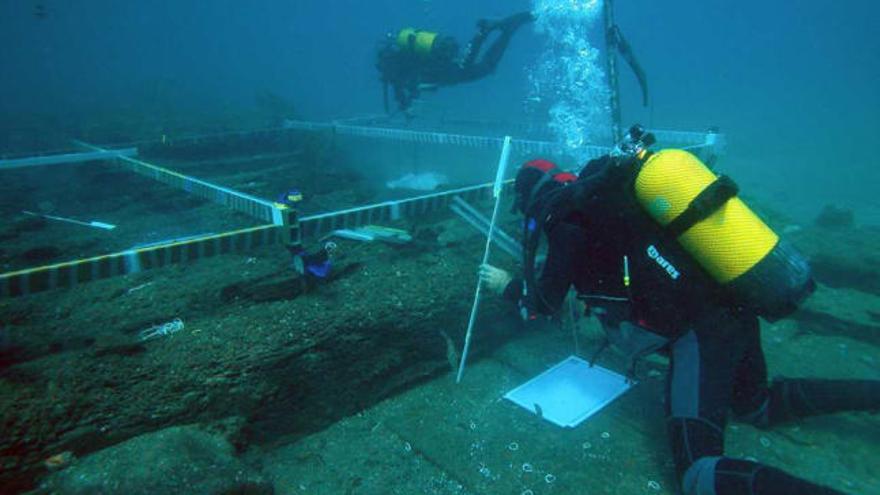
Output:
[632, 146, 814, 321]
[396, 27, 438, 57]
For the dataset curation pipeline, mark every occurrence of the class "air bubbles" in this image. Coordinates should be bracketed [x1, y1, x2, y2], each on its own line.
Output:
[528, 0, 612, 159]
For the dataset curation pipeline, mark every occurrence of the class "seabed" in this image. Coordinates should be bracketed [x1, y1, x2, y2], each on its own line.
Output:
[1, 117, 877, 494]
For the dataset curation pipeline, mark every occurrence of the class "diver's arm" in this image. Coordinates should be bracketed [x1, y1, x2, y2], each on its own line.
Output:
[505, 222, 587, 316]
[391, 81, 411, 112]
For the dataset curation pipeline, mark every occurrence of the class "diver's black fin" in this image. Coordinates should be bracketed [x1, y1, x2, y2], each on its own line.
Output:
[499, 12, 536, 33]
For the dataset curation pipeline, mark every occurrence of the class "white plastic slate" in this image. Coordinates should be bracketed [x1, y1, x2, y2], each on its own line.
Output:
[504, 355, 633, 428]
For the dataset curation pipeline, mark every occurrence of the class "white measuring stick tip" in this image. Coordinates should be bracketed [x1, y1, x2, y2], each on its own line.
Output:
[89, 221, 117, 230]
[492, 136, 512, 198]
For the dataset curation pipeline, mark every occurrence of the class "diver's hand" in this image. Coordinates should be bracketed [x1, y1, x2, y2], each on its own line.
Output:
[479, 264, 512, 294]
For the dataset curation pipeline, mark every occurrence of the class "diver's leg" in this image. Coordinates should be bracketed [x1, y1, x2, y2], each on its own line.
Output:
[461, 23, 492, 68]
[493, 11, 536, 33]
[667, 329, 731, 483]
[729, 316, 770, 421]
[668, 315, 848, 495]
[473, 11, 534, 35]
[459, 12, 535, 81]
[702, 458, 847, 495]
[731, 321, 880, 426]
[761, 378, 880, 426]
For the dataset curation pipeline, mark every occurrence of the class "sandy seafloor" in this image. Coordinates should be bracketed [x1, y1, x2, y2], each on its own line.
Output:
[1, 133, 878, 494]
[253, 220, 880, 495]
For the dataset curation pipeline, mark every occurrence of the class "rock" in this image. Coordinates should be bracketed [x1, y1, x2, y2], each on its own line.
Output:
[814, 204, 855, 229]
[40, 425, 272, 495]
[0, 212, 517, 490]
[21, 246, 63, 264]
[13, 216, 47, 233]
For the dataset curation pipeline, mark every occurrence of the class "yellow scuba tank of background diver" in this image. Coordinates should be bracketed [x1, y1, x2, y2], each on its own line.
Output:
[634, 149, 815, 320]
[396, 27, 438, 57]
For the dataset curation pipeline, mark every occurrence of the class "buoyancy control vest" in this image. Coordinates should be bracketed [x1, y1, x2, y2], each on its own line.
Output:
[562, 156, 724, 335]
[522, 145, 814, 333]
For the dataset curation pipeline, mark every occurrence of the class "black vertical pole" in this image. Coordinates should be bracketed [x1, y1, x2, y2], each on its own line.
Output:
[604, 0, 622, 143]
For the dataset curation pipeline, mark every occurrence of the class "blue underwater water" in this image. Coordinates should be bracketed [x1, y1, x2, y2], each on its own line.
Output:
[2, 0, 878, 221]
[0, 0, 880, 223]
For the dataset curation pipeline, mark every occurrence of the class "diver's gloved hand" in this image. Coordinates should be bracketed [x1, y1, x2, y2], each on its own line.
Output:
[479, 264, 512, 294]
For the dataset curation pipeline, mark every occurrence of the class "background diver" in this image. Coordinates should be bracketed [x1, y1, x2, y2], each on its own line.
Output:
[479, 127, 880, 495]
[376, 11, 535, 116]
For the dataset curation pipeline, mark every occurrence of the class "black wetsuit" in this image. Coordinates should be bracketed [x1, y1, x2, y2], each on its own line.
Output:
[377, 12, 534, 113]
[503, 156, 880, 495]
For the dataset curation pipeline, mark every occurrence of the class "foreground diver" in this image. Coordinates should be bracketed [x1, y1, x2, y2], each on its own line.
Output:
[376, 11, 535, 115]
[480, 128, 880, 495]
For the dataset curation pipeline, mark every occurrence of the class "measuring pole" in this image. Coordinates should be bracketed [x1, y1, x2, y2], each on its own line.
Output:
[604, 0, 622, 143]
[456, 136, 512, 383]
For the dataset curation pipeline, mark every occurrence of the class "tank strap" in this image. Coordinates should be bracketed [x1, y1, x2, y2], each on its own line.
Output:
[665, 175, 739, 238]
